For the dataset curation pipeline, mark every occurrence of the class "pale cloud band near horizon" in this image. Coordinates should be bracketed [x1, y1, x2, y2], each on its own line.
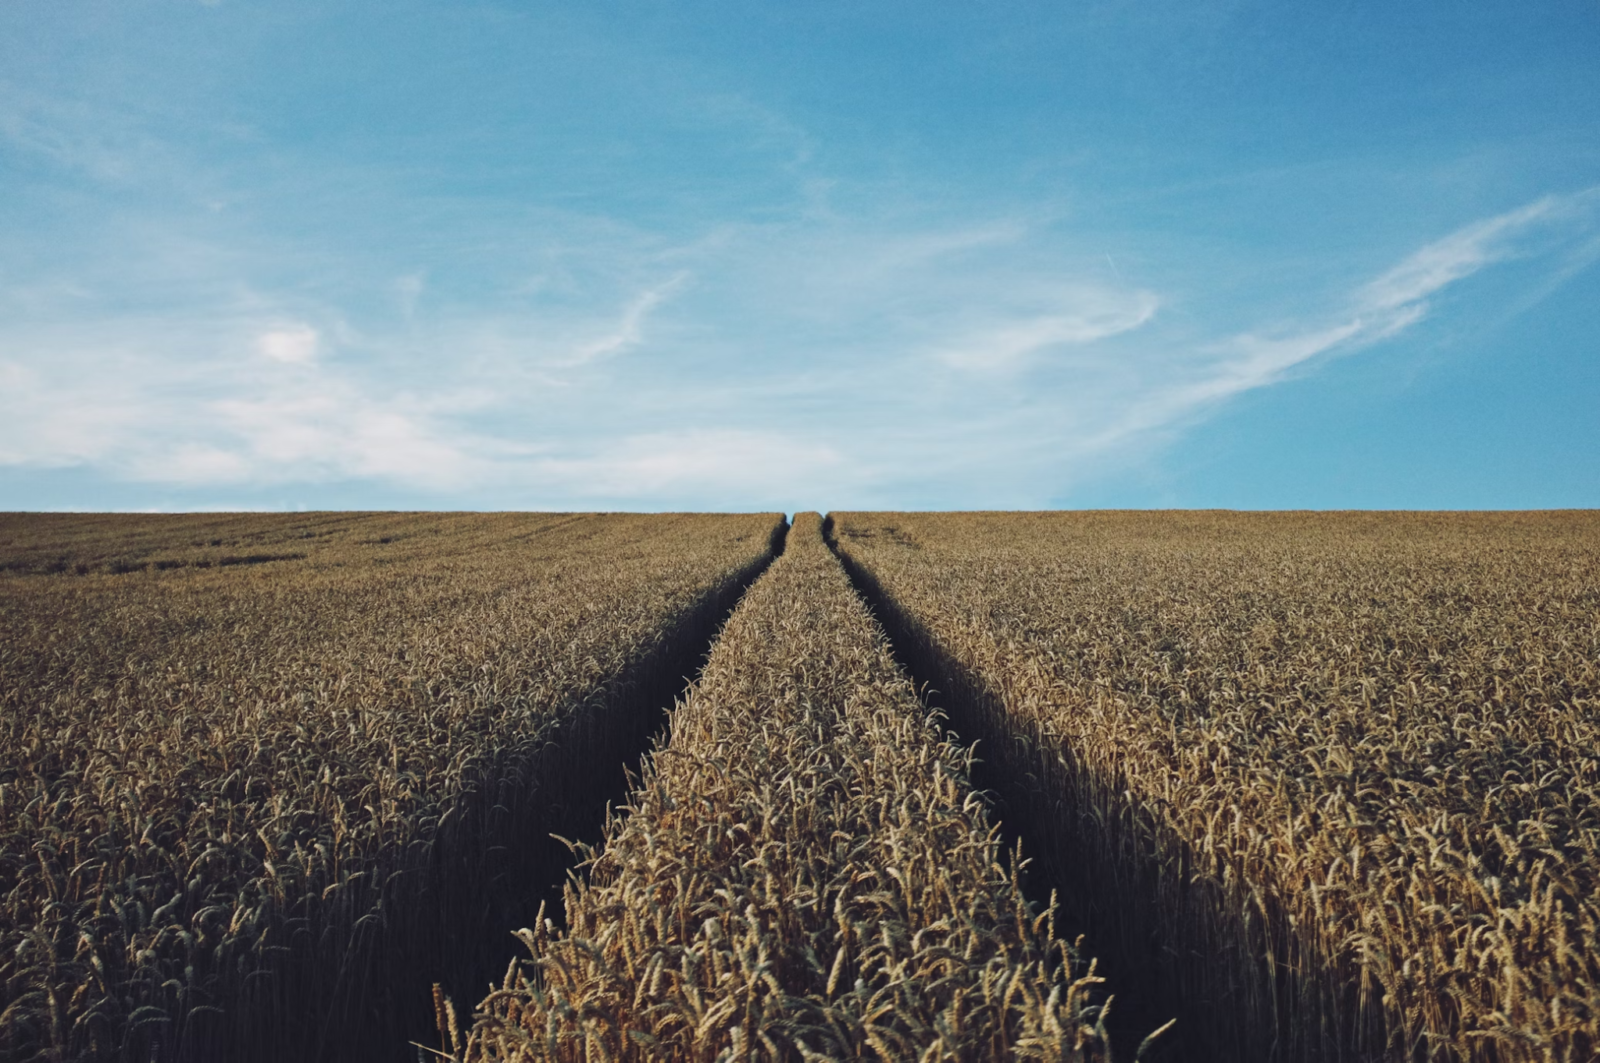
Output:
[1, 188, 1596, 510]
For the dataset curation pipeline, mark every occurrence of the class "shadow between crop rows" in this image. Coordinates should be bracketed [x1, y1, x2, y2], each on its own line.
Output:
[822, 517, 1204, 1063]
[236, 519, 791, 1063]
[397, 518, 793, 1062]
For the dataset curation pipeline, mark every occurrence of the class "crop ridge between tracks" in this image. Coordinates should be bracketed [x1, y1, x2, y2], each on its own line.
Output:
[452, 513, 1145, 1063]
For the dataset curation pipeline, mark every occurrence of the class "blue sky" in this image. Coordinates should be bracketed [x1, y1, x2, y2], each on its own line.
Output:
[2, 2, 1597, 511]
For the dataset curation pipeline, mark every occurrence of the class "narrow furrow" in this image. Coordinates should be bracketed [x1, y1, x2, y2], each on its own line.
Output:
[453, 514, 1116, 1063]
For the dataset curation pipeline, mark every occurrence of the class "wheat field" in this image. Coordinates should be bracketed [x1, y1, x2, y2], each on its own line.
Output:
[5, 509, 1598, 1063]
[0, 512, 782, 1062]
[832, 510, 1600, 1063]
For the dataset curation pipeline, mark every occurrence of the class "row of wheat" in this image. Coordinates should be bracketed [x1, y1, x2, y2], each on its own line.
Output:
[0, 512, 783, 1063]
[832, 511, 1600, 1063]
[452, 513, 1146, 1063]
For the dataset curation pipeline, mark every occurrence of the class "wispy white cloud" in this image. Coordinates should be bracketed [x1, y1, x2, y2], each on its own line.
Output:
[937, 289, 1159, 372]
[532, 428, 848, 506]
[563, 272, 689, 366]
[202, 388, 481, 488]
[1358, 196, 1563, 313]
[256, 324, 319, 364]
[1074, 187, 1600, 456]
[0, 313, 490, 492]
[0, 342, 161, 468]
[3, 183, 1596, 509]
